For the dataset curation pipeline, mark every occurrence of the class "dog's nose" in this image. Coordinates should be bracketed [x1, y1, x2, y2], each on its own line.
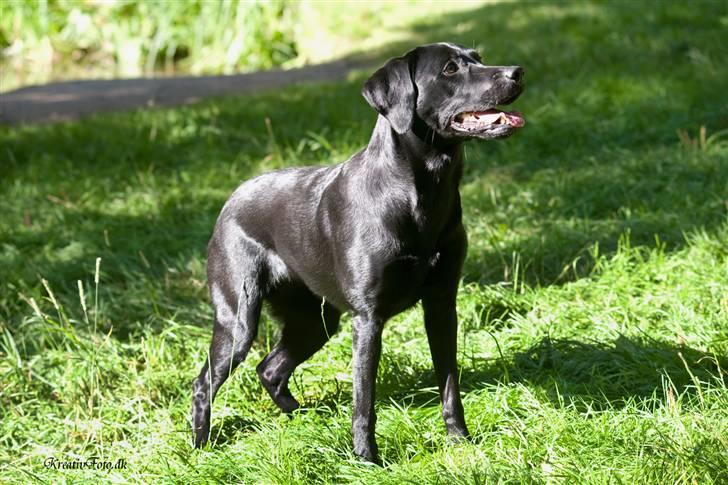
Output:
[498, 66, 524, 83]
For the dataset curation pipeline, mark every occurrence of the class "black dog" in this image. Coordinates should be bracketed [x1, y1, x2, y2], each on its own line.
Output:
[191, 42, 524, 462]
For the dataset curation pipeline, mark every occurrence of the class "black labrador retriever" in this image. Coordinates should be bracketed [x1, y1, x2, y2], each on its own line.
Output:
[191, 42, 524, 462]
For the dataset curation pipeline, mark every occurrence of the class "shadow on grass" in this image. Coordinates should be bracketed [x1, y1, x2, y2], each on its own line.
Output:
[2, 0, 727, 337]
[503, 335, 727, 406]
[208, 415, 261, 447]
[378, 334, 727, 411]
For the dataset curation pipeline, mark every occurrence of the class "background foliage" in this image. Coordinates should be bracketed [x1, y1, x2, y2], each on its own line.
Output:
[1, 0, 298, 89]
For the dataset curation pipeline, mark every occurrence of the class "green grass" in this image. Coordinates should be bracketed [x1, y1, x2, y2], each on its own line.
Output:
[2, 1, 728, 483]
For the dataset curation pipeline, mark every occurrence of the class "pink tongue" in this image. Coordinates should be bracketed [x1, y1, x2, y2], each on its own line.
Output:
[504, 111, 525, 127]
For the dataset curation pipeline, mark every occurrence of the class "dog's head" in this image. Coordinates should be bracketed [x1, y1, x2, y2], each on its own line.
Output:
[363, 43, 524, 141]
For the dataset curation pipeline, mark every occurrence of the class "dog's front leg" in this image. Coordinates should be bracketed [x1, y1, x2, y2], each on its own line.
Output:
[421, 231, 470, 439]
[422, 288, 469, 438]
[351, 314, 384, 463]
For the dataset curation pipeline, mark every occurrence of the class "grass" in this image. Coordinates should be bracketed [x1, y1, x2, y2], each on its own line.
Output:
[2, 0, 728, 483]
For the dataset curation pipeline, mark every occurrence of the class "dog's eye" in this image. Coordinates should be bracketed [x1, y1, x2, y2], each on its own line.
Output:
[443, 61, 459, 76]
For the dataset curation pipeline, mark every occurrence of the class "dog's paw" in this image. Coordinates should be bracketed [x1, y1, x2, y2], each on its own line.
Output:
[353, 439, 380, 465]
[190, 407, 211, 449]
[446, 426, 471, 444]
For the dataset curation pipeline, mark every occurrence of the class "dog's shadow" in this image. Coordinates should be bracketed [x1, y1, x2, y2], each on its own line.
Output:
[207, 416, 260, 447]
[376, 334, 726, 411]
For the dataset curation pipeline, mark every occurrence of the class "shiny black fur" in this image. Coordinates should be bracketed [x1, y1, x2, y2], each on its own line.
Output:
[191, 43, 524, 463]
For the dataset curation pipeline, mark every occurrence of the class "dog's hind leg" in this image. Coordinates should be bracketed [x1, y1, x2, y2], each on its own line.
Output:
[256, 283, 341, 413]
[191, 231, 266, 448]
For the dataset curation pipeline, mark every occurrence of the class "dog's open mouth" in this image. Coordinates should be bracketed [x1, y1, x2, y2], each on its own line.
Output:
[451, 109, 525, 133]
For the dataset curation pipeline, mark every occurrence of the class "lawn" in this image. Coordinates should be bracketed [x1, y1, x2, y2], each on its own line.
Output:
[2, 1, 727, 483]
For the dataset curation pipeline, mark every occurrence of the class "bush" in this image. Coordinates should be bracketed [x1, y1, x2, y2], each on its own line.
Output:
[0, 0, 298, 85]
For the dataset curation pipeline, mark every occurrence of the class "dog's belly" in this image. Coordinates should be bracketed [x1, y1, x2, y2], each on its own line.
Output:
[273, 248, 438, 318]
[268, 248, 350, 311]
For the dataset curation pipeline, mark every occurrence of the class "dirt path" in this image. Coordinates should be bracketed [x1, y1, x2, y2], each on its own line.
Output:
[0, 58, 372, 126]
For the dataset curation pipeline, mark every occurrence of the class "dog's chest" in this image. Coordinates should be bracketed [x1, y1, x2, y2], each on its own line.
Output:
[364, 247, 440, 317]
[390, 250, 442, 282]
[381, 182, 454, 266]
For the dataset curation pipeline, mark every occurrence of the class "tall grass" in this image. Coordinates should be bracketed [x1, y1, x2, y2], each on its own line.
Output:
[1, 0, 297, 89]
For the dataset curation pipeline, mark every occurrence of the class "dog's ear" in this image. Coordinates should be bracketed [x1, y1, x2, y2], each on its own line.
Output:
[362, 56, 415, 134]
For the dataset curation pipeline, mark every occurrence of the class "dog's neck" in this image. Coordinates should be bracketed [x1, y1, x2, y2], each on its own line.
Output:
[363, 115, 463, 235]
[366, 115, 462, 176]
